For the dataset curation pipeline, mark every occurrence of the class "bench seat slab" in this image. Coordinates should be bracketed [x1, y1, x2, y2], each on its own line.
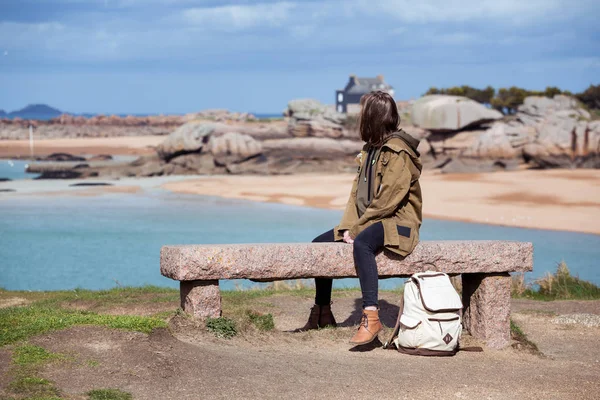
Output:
[180, 280, 221, 319]
[462, 273, 511, 349]
[161, 241, 533, 281]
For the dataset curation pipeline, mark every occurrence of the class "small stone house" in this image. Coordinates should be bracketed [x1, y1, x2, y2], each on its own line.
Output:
[335, 75, 394, 113]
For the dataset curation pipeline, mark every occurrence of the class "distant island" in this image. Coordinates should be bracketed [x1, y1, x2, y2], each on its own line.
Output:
[2, 104, 64, 120]
[0, 103, 281, 121]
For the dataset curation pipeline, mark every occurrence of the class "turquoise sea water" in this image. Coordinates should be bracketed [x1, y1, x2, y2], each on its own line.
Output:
[0, 159, 39, 180]
[0, 192, 598, 292]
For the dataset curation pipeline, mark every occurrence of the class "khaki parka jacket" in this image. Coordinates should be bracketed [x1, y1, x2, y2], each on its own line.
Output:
[334, 132, 423, 257]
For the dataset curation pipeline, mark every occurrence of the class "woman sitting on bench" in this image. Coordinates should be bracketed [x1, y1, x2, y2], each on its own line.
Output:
[299, 91, 423, 345]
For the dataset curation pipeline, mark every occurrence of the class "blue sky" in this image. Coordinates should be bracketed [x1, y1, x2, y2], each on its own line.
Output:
[0, 0, 599, 114]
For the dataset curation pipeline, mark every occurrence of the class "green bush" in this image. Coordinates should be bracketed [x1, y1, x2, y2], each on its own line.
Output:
[576, 84, 600, 110]
[425, 85, 496, 104]
[424, 84, 594, 114]
[206, 317, 237, 339]
[246, 311, 275, 331]
[512, 262, 600, 300]
[536, 262, 600, 299]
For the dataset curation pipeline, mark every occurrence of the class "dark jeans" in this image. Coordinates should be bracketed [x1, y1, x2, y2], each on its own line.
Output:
[312, 222, 384, 309]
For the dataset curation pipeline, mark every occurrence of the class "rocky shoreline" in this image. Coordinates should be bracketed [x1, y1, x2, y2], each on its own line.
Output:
[2, 95, 598, 178]
[424, 95, 600, 172]
[0, 109, 258, 140]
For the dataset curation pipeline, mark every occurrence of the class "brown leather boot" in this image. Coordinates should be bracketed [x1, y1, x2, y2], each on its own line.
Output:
[296, 304, 321, 331]
[349, 309, 383, 345]
[318, 303, 337, 328]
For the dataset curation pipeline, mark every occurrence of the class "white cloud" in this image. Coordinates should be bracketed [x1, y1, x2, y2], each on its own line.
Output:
[353, 0, 570, 23]
[433, 32, 479, 45]
[0, 22, 65, 50]
[182, 2, 296, 31]
[1, 0, 596, 68]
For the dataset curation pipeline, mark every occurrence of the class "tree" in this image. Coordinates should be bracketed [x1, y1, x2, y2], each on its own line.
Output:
[425, 87, 441, 95]
[423, 85, 495, 105]
[576, 84, 600, 110]
[445, 86, 465, 96]
[544, 86, 563, 98]
[491, 87, 528, 114]
[466, 85, 495, 104]
[422, 84, 595, 115]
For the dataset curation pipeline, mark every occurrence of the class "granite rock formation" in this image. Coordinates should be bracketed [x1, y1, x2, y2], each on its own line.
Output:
[517, 96, 600, 168]
[411, 95, 503, 131]
[464, 123, 519, 159]
[209, 132, 263, 166]
[156, 123, 216, 161]
[285, 99, 354, 139]
[417, 95, 600, 171]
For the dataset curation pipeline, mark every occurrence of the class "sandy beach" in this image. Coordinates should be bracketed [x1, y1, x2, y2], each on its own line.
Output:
[162, 169, 600, 235]
[0, 136, 163, 158]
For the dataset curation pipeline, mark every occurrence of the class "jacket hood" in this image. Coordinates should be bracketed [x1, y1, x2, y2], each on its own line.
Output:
[384, 130, 422, 172]
[393, 130, 421, 155]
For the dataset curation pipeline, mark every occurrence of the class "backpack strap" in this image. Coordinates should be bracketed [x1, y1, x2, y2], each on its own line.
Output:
[382, 294, 404, 350]
[459, 346, 484, 352]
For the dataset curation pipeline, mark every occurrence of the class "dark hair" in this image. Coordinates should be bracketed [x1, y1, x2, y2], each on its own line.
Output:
[359, 91, 400, 147]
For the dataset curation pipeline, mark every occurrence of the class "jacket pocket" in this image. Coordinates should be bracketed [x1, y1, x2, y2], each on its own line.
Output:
[396, 225, 411, 238]
[382, 219, 415, 256]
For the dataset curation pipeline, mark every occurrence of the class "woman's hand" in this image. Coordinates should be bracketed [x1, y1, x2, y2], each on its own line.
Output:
[343, 230, 354, 244]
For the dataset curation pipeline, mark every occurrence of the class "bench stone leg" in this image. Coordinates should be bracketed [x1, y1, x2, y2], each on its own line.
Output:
[180, 280, 221, 319]
[462, 273, 511, 349]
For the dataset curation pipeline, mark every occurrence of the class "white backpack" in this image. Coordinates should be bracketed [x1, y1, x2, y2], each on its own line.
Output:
[383, 271, 464, 356]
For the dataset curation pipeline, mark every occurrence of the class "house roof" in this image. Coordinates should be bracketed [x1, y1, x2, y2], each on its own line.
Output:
[345, 76, 393, 94]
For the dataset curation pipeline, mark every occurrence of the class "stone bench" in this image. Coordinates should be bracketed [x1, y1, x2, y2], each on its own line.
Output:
[160, 241, 533, 348]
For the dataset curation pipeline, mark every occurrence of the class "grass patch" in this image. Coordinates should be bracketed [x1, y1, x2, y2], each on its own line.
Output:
[246, 311, 275, 331]
[12, 344, 66, 366]
[206, 317, 237, 339]
[8, 376, 61, 396]
[512, 262, 600, 300]
[38, 285, 179, 307]
[5, 344, 66, 399]
[87, 388, 133, 400]
[510, 319, 541, 356]
[150, 310, 180, 320]
[0, 305, 167, 346]
[0, 285, 179, 310]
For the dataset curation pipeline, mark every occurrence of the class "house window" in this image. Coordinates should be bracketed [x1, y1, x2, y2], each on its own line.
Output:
[337, 93, 343, 103]
[337, 105, 343, 113]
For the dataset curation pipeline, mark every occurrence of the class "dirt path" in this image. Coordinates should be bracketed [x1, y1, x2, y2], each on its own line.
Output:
[1, 295, 599, 399]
